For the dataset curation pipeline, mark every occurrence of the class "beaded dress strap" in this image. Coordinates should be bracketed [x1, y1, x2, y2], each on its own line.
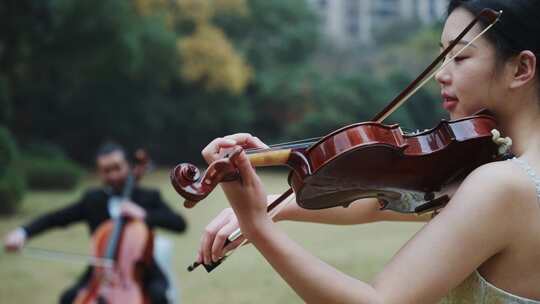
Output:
[511, 157, 540, 200]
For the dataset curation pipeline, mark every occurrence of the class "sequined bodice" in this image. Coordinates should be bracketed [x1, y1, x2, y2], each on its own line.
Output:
[441, 271, 540, 304]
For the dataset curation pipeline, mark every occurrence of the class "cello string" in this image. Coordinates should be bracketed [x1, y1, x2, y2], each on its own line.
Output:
[22, 247, 114, 268]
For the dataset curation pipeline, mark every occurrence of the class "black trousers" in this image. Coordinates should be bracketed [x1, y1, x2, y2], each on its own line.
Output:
[59, 261, 169, 304]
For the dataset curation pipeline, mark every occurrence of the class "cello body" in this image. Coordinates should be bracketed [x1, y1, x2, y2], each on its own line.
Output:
[73, 220, 154, 304]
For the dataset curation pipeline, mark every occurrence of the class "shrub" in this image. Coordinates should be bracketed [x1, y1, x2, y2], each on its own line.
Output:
[0, 126, 17, 170]
[0, 165, 26, 214]
[0, 126, 25, 214]
[19, 155, 84, 190]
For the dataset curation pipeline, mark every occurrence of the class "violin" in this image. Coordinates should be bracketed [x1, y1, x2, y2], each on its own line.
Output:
[171, 9, 505, 272]
[74, 149, 154, 304]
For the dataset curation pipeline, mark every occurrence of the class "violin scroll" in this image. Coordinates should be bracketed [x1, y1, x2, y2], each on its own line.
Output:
[170, 147, 243, 208]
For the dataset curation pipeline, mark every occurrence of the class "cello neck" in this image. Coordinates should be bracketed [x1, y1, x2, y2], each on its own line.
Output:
[104, 172, 136, 261]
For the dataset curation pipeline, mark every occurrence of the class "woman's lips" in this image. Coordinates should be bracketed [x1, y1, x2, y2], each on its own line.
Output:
[442, 94, 459, 111]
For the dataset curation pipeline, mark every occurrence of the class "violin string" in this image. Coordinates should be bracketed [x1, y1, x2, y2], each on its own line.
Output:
[245, 137, 321, 154]
[376, 11, 501, 123]
[246, 137, 319, 152]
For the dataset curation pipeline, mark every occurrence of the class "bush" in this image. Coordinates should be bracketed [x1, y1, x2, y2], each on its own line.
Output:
[0, 126, 25, 214]
[0, 165, 26, 214]
[20, 155, 84, 190]
[0, 126, 17, 170]
[23, 142, 69, 160]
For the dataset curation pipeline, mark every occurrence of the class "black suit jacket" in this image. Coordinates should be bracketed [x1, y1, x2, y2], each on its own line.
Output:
[23, 187, 187, 238]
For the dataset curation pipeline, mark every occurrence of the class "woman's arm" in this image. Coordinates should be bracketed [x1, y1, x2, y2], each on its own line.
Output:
[195, 133, 430, 265]
[227, 153, 522, 304]
[197, 191, 429, 265]
[273, 195, 429, 224]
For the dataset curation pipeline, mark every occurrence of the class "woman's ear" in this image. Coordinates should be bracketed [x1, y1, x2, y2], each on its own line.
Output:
[509, 51, 537, 89]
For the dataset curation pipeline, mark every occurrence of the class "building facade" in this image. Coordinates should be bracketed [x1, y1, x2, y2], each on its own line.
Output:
[308, 0, 447, 46]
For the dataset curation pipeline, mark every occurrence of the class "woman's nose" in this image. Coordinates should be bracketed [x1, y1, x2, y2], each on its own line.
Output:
[435, 65, 452, 85]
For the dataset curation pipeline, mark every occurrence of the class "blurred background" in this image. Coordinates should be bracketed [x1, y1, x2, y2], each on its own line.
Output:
[1, 0, 446, 303]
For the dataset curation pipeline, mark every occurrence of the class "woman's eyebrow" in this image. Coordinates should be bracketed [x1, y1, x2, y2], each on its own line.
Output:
[439, 39, 477, 49]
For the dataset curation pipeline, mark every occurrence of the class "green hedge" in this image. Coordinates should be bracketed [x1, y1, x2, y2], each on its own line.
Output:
[20, 155, 84, 190]
[0, 127, 17, 170]
[0, 126, 25, 214]
[0, 165, 26, 214]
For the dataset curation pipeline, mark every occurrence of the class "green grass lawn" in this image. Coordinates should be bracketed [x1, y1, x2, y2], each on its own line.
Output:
[0, 169, 424, 303]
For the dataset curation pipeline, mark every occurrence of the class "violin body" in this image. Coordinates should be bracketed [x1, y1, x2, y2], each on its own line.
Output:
[73, 219, 154, 304]
[171, 112, 500, 213]
[287, 113, 498, 212]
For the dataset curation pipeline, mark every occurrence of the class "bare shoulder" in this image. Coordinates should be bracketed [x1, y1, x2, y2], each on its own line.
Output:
[444, 160, 536, 220]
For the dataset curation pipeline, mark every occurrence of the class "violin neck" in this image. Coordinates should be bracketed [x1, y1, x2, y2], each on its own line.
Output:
[248, 149, 292, 167]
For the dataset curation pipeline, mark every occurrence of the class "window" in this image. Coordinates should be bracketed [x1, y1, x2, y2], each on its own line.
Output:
[374, 0, 399, 17]
[344, 0, 360, 36]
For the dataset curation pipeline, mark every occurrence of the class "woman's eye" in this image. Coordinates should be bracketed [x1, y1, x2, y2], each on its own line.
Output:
[454, 56, 468, 63]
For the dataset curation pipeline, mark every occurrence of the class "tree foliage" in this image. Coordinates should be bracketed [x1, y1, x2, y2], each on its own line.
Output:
[1, 0, 444, 165]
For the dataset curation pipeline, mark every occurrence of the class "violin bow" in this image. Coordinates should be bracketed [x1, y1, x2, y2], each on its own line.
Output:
[189, 8, 503, 273]
[373, 8, 502, 123]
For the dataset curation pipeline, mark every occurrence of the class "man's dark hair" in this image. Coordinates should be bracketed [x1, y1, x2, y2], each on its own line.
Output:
[96, 142, 126, 159]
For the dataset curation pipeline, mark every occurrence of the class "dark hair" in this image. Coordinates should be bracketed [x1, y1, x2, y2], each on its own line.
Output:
[448, 1, 540, 74]
[96, 142, 126, 159]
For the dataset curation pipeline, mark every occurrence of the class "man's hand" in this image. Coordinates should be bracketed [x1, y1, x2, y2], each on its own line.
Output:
[4, 228, 27, 252]
[120, 201, 147, 220]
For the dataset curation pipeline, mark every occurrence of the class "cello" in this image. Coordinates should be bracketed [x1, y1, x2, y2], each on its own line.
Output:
[171, 9, 510, 272]
[74, 149, 154, 304]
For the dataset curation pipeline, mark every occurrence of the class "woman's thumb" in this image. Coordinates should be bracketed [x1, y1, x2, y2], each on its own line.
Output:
[231, 150, 257, 186]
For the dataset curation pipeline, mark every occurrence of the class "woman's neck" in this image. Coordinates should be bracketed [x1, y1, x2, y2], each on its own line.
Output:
[495, 90, 540, 158]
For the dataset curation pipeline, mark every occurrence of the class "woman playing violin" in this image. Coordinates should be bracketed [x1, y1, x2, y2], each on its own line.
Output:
[196, 1, 540, 303]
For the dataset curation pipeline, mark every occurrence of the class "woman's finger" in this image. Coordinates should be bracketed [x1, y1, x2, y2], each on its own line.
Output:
[199, 211, 231, 263]
[225, 133, 267, 149]
[249, 136, 269, 149]
[196, 249, 203, 264]
[211, 221, 239, 261]
[200, 232, 213, 265]
[202, 137, 237, 163]
[233, 151, 260, 187]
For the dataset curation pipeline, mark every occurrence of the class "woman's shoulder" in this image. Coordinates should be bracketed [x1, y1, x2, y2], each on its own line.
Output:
[447, 159, 538, 216]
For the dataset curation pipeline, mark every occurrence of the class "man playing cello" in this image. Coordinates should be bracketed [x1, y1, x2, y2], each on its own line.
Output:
[3, 143, 187, 304]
